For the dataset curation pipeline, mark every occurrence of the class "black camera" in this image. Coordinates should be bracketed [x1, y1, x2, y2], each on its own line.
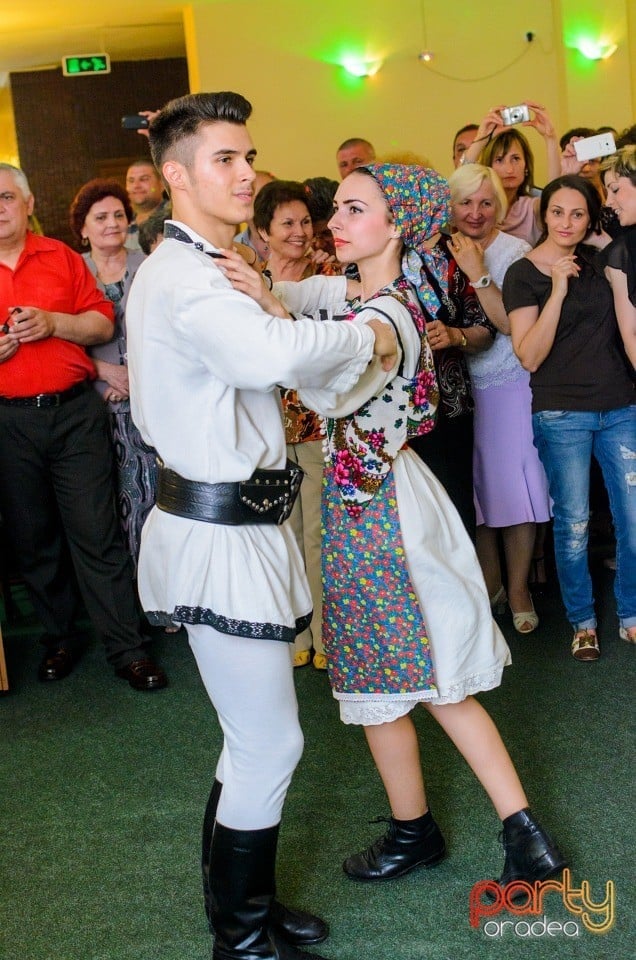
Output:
[121, 115, 149, 130]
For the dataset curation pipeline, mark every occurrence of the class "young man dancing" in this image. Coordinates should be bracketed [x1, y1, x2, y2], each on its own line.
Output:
[125, 91, 397, 960]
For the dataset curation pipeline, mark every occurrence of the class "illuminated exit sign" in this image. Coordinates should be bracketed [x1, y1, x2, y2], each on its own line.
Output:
[62, 54, 111, 76]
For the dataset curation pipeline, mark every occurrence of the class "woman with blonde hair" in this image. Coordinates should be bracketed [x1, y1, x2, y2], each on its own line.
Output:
[447, 164, 551, 632]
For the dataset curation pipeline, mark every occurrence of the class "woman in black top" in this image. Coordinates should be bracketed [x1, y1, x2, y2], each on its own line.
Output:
[503, 176, 636, 659]
[601, 145, 636, 370]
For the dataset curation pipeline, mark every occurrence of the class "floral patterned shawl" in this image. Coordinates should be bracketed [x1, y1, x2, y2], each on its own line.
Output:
[327, 277, 438, 516]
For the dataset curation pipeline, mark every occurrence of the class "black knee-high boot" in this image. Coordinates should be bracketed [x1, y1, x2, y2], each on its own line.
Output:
[202, 779, 224, 931]
[202, 780, 328, 946]
[209, 823, 329, 960]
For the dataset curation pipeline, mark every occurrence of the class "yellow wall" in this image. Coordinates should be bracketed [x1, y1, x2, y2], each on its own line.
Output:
[3, 1, 634, 182]
[185, 0, 634, 183]
[0, 85, 19, 165]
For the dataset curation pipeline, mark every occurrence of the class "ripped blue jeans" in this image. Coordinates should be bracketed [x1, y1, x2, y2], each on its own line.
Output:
[533, 406, 636, 632]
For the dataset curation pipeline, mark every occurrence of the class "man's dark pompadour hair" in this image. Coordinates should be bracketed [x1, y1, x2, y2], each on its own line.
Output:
[149, 91, 253, 170]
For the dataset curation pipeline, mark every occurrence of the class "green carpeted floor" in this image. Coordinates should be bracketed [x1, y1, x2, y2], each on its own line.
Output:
[1, 565, 634, 960]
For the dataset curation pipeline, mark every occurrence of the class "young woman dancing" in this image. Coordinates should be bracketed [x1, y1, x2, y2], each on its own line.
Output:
[222, 163, 567, 895]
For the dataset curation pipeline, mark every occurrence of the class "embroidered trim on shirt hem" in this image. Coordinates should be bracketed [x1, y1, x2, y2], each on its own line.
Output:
[145, 606, 311, 643]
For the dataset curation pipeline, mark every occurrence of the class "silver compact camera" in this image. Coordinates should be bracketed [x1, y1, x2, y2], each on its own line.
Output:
[500, 104, 530, 126]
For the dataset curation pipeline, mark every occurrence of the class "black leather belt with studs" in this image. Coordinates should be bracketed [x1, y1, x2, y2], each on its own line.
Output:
[156, 460, 303, 526]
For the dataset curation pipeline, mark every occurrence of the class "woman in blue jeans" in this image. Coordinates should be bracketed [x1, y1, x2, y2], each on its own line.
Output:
[503, 175, 636, 660]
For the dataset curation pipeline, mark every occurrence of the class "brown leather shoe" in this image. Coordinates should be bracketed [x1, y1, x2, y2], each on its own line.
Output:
[115, 658, 168, 691]
[38, 647, 75, 682]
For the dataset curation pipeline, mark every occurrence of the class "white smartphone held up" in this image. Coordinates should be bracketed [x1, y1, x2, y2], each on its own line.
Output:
[573, 132, 616, 162]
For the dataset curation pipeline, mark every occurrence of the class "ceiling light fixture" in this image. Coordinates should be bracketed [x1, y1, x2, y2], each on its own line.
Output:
[342, 58, 382, 77]
[577, 39, 618, 60]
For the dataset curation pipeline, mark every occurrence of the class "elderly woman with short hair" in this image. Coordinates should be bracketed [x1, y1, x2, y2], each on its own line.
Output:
[447, 164, 551, 633]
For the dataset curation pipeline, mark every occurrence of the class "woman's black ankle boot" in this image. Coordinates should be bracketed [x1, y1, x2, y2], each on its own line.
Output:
[343, 811, 446, 881]
[498, 807, 568, 887]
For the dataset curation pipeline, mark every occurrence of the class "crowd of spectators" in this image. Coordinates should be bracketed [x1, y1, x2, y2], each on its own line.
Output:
[1, 91, 634, 960]
[0, 102, 634, 694]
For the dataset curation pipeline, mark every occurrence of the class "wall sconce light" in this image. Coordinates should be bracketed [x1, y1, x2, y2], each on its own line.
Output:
[418, 51, 434, 62]
[577, 39, 617, 60]
[342, 57, 382, 77]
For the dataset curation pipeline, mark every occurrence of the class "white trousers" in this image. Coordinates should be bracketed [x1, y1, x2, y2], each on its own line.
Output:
[187, 623, 304, 830]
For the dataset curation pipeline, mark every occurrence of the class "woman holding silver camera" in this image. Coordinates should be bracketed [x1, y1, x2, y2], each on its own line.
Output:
[461, 101, 561, 246]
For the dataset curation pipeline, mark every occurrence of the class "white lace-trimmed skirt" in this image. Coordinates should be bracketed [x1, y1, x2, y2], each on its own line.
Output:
[335, 449, 511, 725]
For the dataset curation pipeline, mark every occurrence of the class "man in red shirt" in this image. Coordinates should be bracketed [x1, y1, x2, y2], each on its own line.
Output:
[0, 163, 167, 690]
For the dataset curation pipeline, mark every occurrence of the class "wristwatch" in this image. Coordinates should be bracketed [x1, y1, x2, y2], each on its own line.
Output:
[459, 332, 467, 348]
[472, 273, 492, 288]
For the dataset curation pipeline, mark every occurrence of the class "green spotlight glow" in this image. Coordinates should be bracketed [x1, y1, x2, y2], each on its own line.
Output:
[341, 57, 381, 77]
[578, 39, 600, 58]
[564, 11, 618, 64]
[576, 38, 617, 60]
[309, 39, 384, 88]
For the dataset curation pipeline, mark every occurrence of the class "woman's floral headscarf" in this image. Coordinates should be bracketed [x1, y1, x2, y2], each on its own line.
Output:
[362, 163, 451, 318]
